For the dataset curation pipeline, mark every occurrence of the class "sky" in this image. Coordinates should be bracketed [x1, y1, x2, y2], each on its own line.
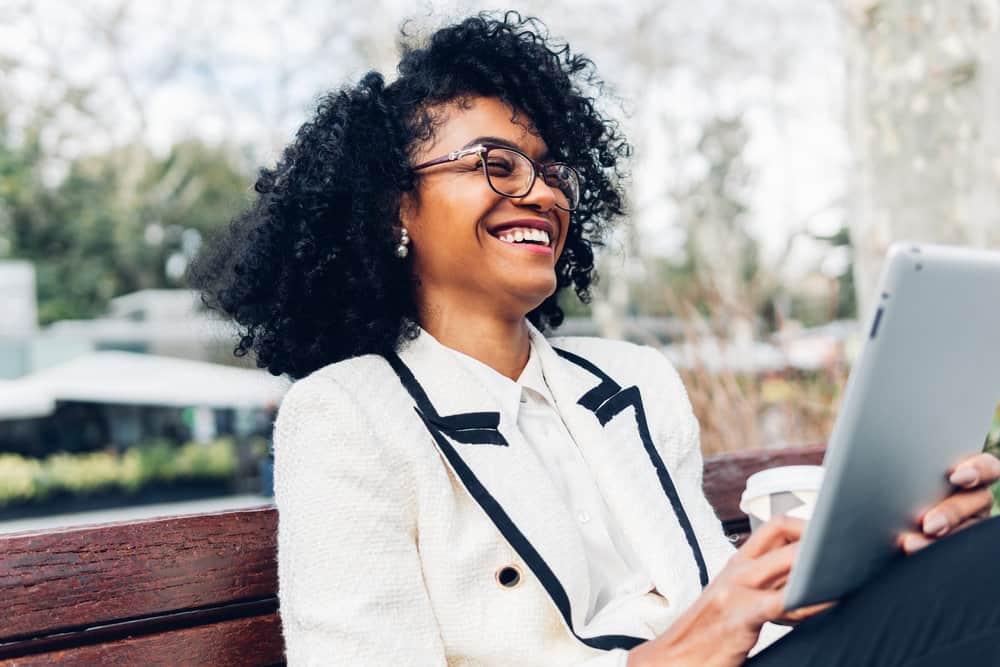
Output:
[1, 0, 850, 281]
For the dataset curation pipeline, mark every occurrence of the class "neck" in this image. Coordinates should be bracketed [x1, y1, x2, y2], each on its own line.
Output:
[418, 307, 531, 381]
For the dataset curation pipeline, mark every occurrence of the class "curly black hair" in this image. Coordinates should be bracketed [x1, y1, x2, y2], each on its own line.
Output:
[188, 11, 631, 379]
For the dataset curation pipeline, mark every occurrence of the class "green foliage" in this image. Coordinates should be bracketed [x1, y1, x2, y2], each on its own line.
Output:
[810, 226, 857, 322]
[632, 116, 767, 323]
[986, 406, 1000, 515]
[170, 437, 238, 480]
[44, 451, 122, 496]
[124, 439, 179, 486]
[0, 110, 251, 323]
[558, 286, 593, 318]
[986, 405, 1000, 452]
[0, 454, 42, 505]
[0, 438, 238, 508]
[247, 436, 272, 460]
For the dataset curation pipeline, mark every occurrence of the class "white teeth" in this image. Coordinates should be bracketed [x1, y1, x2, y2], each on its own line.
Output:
[494, 227, 552, 246]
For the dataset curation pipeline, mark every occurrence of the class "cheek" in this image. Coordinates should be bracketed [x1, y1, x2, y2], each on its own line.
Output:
[409, 187, 501, 259]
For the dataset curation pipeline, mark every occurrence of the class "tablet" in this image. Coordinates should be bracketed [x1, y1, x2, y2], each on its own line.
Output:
[783, 242, 1000, 610]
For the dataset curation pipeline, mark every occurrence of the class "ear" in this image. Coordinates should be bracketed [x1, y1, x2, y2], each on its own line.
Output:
[398, 190, 418, 229]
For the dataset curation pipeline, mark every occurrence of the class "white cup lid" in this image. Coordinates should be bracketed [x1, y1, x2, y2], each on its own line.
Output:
[740, 465, 825, 507]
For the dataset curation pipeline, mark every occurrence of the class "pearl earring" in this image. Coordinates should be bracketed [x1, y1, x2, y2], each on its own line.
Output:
[395, 227, 410, 258]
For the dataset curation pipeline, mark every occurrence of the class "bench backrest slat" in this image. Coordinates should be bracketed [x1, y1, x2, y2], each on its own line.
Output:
[0, 612, 284, 667]
[0, 506, 277, 644]
[0, 445, 824, 665]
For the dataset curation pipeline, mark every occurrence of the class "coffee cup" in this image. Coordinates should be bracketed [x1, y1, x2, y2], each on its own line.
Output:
[739, 465, 825, 532]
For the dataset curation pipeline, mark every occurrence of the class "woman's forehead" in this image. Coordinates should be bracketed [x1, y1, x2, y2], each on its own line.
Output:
[416, 96, 548, 159]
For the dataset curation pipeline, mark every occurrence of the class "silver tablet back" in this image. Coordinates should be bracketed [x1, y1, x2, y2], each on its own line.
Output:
[784, 242, 1000, 610]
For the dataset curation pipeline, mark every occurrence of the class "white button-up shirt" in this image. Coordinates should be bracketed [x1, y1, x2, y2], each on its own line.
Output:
[444, 338, 664, 631]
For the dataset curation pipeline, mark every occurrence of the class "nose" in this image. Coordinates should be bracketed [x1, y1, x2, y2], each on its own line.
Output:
[514, 172, 558, 212]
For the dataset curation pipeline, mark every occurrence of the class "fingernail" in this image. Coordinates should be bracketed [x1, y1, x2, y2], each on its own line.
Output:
[923, 513, 949, 536]
[949, 468, 978, 487]
[904, 534, 933, 552]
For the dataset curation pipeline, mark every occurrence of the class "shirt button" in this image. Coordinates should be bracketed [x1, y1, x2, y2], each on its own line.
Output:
[577, 511, 591, 524]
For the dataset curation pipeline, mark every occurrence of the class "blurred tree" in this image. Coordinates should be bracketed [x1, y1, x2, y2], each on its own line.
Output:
[133, 140, 251, 286]
[0, 114, 249, 322]
[1, 0, 847, 335]
[628, 115, 787, 342]
[0, 117, 46, 260]
[843, 0, 1000, 319]
[0, 117, 112, 322]
[566, 0, 842, 339]
[812, 225, 857, 321]
[673, 117, 761, 318]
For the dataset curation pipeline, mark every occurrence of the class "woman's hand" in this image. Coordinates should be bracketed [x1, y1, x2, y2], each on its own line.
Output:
[627, 516, 834, 667]
[899, 452, 1000, 554]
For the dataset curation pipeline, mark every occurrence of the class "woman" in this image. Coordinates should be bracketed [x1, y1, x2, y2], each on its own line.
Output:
[190, 13, 1000, 666]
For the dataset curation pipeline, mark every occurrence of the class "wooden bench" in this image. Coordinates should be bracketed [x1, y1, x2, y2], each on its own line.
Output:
[0, 445, 825, 666]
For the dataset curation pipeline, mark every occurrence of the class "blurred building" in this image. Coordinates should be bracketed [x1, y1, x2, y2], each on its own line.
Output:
[0, 261, 286, 457]
[0, 351, 287, 455]
[0, 262, 247, 380]
[0, 261, 42, 379]
[43, 289, 243, 366]
[0, 261, 37, 337]
[560, 316, 858, 374]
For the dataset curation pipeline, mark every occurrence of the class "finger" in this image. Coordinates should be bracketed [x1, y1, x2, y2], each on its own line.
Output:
[751, 587, 834, 626]
[768, 572, 790, 590]
[948, 453, 1000, 488]
[921, 488, 994, 537]
[898, 530, 935, 555]
[751, 588, 789, 626]
[776, 601, 838, 625]
[738, 516, 807, 559]
[900, 512, 991, 554]
[740, 542, 799, 589]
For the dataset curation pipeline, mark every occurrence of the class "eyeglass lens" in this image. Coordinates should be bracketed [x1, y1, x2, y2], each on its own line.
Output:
[482, 148, 579, 210]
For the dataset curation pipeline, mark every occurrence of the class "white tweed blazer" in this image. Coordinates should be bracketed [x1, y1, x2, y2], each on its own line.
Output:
[273, 323, 783, 665]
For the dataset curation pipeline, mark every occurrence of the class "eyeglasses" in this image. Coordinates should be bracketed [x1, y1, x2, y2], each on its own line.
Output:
[412, 143, 581, 211]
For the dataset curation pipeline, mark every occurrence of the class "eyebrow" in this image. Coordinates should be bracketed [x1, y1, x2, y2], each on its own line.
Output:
[462, 135, 551, 161]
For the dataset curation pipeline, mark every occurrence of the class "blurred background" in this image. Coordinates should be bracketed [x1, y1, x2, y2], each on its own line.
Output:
[1, 0, 998, 532]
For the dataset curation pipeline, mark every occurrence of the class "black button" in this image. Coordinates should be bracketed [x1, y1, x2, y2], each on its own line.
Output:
[496, 565, 521, 588]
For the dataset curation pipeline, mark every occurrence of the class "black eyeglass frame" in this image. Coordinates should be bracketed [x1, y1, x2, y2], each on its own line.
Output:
[411, 143, 581, 211]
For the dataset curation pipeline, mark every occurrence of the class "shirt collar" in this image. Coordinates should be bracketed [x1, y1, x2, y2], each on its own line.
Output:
[420, 327, 554, 418]
[516, 340, 556, 406]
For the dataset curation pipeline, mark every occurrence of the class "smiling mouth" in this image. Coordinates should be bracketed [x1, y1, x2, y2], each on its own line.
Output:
[491, 227, 552, 247]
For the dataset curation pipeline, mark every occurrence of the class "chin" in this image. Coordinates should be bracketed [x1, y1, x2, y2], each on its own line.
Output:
[514, 280, 558, 314]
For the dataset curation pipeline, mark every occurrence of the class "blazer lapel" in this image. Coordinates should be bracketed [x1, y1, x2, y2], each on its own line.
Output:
[529, 328, 710, 610]
[389, 331, 644, 650]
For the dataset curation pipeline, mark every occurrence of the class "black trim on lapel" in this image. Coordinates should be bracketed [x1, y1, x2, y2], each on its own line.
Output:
[554, 350, 620, 412]
[554, 347, 710, 588]
[385, 352, 643, 651]
[423, 412, 508, 446]
[384, 352, 508, 447]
